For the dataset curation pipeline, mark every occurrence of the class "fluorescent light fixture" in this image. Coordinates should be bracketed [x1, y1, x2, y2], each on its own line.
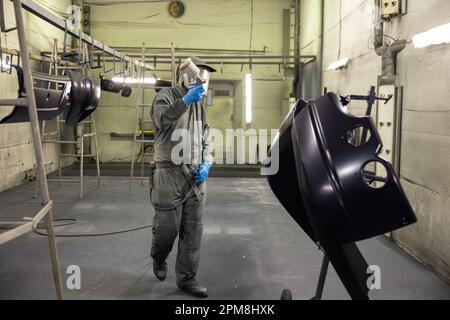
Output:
[412, 23, 450, 49]
[328, 57, 350, 71]
[245, 73, 252, 124]
[111, 76, 157, 84]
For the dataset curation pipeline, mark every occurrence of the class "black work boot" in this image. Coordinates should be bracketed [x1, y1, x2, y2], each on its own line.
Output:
[178, 279, 208, 298]
[153, 260, 167, 281]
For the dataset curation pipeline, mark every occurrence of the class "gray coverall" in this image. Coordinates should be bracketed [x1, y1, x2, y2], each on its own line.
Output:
[150, 85, 213, 285]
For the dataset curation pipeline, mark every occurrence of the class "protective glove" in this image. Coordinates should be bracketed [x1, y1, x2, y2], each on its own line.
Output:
[192, 163, 211, 185]
[182, 84, 206, 106]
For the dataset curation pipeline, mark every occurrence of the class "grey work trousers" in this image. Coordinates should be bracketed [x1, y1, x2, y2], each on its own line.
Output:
[150, 167, 205, 285]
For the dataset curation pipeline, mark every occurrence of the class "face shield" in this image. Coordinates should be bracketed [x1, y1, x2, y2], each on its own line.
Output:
[179, 58, 211, 93]
[199, 68, 210, 94]
[181, 67, 210, 88]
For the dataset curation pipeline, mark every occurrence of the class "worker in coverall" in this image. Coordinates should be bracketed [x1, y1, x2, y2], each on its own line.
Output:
[149, 57, 216, 298]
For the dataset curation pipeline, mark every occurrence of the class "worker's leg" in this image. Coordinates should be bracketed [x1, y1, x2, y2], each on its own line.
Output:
[150, 168, 184, 262]
[175, 185, 206, 285]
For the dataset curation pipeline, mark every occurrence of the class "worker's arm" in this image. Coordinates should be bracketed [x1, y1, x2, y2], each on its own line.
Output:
[151, 88, 188, 130]
[152, 86, 206, 130]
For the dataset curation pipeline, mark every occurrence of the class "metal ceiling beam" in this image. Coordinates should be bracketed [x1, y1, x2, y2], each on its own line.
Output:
[16, 0, 154, 70]
[115, 54, 316, 60]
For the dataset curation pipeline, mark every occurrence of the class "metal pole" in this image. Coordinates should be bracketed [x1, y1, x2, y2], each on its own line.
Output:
[140, 46, 146, 185]
[33, 120, 45, 199]
[311, 59, 318, 99]
[129, 47, 145, 193]
[92, 114, 101, 188]
[57, 117, 62, 187]
[13, 0, 64, 299]
[79, 122, 84, 199]
[311, 254, 329, 300]
[171, 43, 176, 87]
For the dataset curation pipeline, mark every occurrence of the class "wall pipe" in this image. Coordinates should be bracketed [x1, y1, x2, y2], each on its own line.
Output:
[373, 0, 406, 81]
[317, 0, 325, 97]
[294, 0, 302, 98]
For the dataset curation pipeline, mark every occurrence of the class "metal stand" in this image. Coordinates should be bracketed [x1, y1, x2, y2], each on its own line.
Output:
[128, 44, 176, 193]
[35, 43, 101, 199]
[0, 0, 64, 299]
[310, 254, 330, 300]
[129, 46, 153, 192]
[36, 115, 101, 199]
[340, 86, 393, 143]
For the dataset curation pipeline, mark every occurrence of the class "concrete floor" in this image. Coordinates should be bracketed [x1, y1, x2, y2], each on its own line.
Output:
[0, 177, 448, 300]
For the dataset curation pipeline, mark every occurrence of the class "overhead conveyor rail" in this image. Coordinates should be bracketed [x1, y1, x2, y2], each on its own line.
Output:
[13, 0, 154, 71]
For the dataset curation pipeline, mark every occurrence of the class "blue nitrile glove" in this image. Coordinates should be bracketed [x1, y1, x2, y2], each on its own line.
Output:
[182, 84, 206, 106]
[192, 163, 211, 185]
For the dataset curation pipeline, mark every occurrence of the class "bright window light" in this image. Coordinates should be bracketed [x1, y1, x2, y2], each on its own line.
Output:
[111, 76, 157, 84]
[412, 23, 450, 49]
[1, 58, 11, 70]
[328, 57, 350, 71]
[245, 73, 253, 124]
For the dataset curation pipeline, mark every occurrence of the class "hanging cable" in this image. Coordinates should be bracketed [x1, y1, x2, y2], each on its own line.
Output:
[32, 222, 153, 238]
[0, 218, 152, 238]
[338, 0, 342, 60]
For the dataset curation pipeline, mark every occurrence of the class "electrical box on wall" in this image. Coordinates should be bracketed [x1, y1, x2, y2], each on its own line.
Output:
[381, 0, 407, 20]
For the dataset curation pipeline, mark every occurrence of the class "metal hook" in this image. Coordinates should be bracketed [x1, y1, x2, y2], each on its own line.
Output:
[77, 28, 82, 65]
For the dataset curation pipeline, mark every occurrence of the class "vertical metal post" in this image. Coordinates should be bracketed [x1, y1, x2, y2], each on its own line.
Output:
[129, 47, 145, 193]
[311, 59, 318, 99]
[33, 120, 44, 199]
[12, 0, 64, 299]
[92, 114, 101, 187]
[79, 122, 84, 199]
[171, 42, 176, 87]
[311, 254, 330, 300]
[35, 39, 59, 198]
[140, 51, 146, 184]
[57, 117, 62, 186]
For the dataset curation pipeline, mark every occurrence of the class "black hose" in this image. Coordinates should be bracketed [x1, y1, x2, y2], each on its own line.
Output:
[0, 218, 152, 238]
[149, 184, 196, 211]
[33, 223, 153, 238]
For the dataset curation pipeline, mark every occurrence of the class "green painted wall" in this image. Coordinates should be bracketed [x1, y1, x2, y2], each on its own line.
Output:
[0, 0, 72, 192]
[89, 0, 295, 163]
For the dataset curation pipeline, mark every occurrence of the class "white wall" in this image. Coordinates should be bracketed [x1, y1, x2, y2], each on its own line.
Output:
[299, 0, 450, 281]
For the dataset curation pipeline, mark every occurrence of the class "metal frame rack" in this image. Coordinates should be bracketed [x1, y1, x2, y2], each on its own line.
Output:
[128, 45, 176, 193]
[36, 42, 101, 199]
[0, 0, 154, 299]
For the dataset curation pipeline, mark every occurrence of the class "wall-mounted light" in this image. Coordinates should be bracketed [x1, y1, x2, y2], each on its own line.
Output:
[245, 73, 252, 124]
[328, 57, 350, 71]
[412, 23, 450, 49]
[111, 76, 158, 84]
